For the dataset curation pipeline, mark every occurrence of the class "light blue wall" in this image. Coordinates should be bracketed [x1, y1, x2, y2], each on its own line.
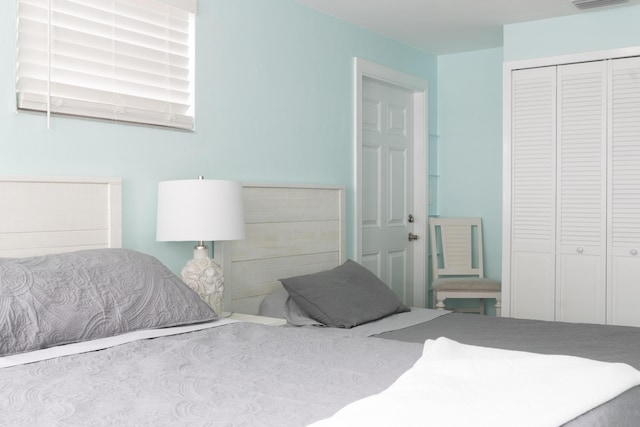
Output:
[1, 0, 436, 273]
[504, 4, 640, 61]
[436, 47, 504, 280]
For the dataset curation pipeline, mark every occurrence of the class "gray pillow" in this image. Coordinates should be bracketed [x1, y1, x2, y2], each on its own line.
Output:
[258, 286, 289, 318]
[0, 249, 217, 357]
[258, 286, 322, 326]
[280, 259, 410, 328]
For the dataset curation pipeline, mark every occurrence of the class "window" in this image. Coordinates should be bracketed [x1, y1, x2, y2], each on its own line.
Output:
[16, 0, 196, 130]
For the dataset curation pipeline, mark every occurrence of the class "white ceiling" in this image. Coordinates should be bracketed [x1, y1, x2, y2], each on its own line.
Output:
[295, 0, 639, 54]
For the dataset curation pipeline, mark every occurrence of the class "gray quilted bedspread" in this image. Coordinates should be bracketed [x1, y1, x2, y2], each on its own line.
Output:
[0, 322, 422, 426]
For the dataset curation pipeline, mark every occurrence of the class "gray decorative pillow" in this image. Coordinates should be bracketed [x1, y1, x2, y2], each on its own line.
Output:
[280, 259, 410, 328]
[258, 286, 322, 326]
[0, 249, 217, 357]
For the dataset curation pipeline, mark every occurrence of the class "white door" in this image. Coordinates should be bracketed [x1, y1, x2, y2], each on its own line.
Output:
[608, 56, 640, 327]
[360, 77, 416, 304]
[556, 61, 608, 324]
[510, 66, 557, 321]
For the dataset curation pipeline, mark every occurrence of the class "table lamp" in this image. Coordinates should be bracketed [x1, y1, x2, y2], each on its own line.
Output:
[156, 177, 245, 314]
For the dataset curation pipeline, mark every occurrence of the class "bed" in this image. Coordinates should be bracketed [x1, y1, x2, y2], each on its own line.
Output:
[1, 177, 640, 426]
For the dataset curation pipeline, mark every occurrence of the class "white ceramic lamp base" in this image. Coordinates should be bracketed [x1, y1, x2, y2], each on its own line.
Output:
[181, 246, 224, 314]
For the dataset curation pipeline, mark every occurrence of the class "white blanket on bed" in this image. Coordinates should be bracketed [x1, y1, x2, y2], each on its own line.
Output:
[310, 337, 640, 427]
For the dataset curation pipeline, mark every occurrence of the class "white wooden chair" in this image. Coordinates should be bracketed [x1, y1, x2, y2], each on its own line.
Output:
[429, 217, 501, 316]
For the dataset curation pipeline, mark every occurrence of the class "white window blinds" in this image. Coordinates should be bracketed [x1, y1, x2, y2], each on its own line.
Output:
[16, 0, 196, 130]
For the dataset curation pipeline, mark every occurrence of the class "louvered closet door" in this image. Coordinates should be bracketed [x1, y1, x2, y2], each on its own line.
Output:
[608, 56, 640, 327]
[510, 66, 557, 321]
[556, 61, 607, 324]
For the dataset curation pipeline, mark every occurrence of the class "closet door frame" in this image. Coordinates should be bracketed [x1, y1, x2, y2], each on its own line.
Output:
[502, 46, 640, 318]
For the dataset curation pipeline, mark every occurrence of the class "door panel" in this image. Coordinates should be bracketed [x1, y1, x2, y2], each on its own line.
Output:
[510, 66, 557, 320]
[511, 248, 556, 320]
[608, 56, 640, 327]
[362, 77, 414, 301]
[556, 61, 607, 324]
[388, 249, 408, 301]
[362, 145, 381, 229]
[388, 147, 407, 226]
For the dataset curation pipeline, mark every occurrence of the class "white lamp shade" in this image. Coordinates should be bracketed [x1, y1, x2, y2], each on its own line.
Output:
[156, 179, 246, 242]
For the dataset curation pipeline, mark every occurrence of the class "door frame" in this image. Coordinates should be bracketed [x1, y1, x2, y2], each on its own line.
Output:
[353, 57, 428, 308]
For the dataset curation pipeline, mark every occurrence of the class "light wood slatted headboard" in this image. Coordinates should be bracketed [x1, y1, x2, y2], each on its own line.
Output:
[220, 184, 346, 315]
[0, 176, 122, 257]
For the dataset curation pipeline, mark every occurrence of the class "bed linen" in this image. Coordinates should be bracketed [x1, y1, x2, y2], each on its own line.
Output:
[258, 285, 448, 332]
[373, 313, 640, 426]
[295, 307, 449, 337]
[2, 318, 638, 427]
[0, 249, 217, 357]
[311, 337, 640, 427]
[0, 318, 235, 368]
[375, 313, 640, 368]
[261, 279, 640, 426]
[0, 322, 422, 427]
[280, 259, 410, 328]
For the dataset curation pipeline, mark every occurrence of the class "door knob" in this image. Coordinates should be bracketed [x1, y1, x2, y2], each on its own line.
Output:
[408, 233, 419, 241]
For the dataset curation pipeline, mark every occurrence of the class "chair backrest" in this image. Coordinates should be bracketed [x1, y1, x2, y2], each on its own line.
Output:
[429, 217, 485, 280]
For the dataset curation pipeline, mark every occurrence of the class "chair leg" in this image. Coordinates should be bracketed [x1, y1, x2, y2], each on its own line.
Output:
[479, 298, 485, 315]
[495, 297, 502, 317]
[435, 294, 446, 310]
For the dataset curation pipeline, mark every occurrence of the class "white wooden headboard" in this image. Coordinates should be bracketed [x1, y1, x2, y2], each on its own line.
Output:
[221, 183, 346, 315]
[0, 176, 122, 257]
